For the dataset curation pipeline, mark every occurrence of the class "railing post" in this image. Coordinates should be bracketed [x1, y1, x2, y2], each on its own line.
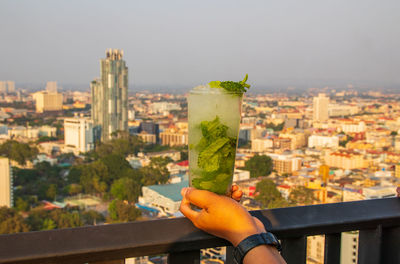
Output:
[168, 250, 200, 264]
[381, 226, 400, 264]
[358, 225, 382, 264]
[324, 233, 341, 264]
[281, 236, 307, 264]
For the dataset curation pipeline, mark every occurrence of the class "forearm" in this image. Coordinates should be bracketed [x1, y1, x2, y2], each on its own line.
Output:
[243, 245, 286, 264]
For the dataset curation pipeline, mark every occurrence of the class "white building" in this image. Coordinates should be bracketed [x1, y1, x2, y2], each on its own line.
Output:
[150, 102, 181, 115]
[233, 169, 250, 182]
[0, 157, 12, 207]
[313, 93, 329, 122]
[340, 122, 366, 133]
[64, 116, 94, 154]
[138, 181, 188, 216]
[308, 135, 339, 149]
[341, 231, 359, 264]
[7, 126, 56, 139]
[328, 105, 359, 117]
[252, 138, 273, 152]
[362, 186, 397, 199]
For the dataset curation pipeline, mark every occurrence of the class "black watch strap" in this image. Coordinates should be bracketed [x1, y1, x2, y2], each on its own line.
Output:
[233, 232, 282, 264]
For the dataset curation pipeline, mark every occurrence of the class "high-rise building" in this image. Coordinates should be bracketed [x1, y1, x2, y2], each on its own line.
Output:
[46, 81, 58, 93]
[33, 91, 63, 113]
[6, 81, 15, 93]
[91, 49, 128, 141]
[313, 93, 329, 122]
[64, 115, 94, 154]
[0, 81, 6, 93]
[0, 157, 13, 207]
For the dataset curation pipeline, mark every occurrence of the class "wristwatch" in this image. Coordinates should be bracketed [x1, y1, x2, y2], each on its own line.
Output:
[233, 232, 282, 264]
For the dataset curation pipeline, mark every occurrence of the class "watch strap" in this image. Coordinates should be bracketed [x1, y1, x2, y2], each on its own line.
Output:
[233, 232, 281, 264]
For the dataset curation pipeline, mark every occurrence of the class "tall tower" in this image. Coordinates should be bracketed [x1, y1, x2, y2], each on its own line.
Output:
[0, 157, 12, 207]
[91, 49, 128, 141]
[313, 93, 329, 122]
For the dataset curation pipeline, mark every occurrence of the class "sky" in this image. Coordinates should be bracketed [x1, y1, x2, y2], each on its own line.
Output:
[0, 0, 400, 91]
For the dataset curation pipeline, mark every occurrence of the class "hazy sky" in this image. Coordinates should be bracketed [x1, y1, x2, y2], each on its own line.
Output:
[1, 0, 400, 90]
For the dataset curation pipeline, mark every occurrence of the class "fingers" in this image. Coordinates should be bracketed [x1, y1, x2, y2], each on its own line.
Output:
[231, 185, 243, 202]
[232, 190, 243, 202]
[179, 188, 200, 221]
[183, 187, 220, 209]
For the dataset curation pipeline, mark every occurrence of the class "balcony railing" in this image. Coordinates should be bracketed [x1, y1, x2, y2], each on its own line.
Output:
[0, 197, 399, 264]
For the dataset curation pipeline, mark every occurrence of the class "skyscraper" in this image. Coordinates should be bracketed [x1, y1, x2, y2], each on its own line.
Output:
[6, 81, 15, 93]
[0, 157, 12, 207]
[91, 49, 128, 141]
[46, 81, 58, 93]
[313, 93, 329, 122]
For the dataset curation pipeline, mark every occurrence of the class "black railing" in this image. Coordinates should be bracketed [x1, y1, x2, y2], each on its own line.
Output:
[0, 197, 399, 264]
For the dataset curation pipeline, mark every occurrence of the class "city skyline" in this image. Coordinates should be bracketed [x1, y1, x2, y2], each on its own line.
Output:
[1, 0, 400, 90]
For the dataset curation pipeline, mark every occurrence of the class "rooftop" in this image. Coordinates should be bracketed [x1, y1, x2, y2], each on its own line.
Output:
[145, 180, 189, 202]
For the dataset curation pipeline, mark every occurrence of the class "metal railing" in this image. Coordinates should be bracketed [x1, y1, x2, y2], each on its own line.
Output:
[0, 197, 399, 264]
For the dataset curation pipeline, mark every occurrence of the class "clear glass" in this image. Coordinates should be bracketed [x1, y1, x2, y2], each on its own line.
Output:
[188, 85, 242, 195]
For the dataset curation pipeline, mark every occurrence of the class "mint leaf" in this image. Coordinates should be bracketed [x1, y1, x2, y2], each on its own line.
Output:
[192, 116, 238, 194]
[198, 137, 230, 172]
[208, 74, 250, 95]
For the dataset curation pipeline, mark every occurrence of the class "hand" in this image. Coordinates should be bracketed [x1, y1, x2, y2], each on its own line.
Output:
[397, 187, 400, 197]
[230, 185, 266, 233]
[180, 187, 261, 246]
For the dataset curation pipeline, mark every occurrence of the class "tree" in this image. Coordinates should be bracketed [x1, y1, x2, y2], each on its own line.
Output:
[46, 184, 57, 201]
[254, 179, 289, 209]
[27, 208, 84, 231]
[42, 219, 56, 230]
[0, 206, 29, 234]
[140, 157, 171, 186]
[110, 177, 141, 202]
[244, 155, 273, 178]
[289, 186, 316, 206]
[82, 210, 105, 226]
[0, 140, 38, 165]
[108, 200, 141, 223]
[66, 183, 83, 195]
[15, 197, 30, 212]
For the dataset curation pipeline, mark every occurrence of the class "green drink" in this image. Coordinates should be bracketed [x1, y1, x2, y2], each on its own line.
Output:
[188, 75, 250, 195]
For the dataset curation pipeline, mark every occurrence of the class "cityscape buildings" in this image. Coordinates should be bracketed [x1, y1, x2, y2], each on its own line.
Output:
[0, 157, 12, 207]
[0, 81, 15, 93]
[313, 93, 329, 122]
[91, 49, 128, 141]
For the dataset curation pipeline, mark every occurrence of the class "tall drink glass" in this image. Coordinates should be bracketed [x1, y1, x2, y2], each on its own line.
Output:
[188, 85, 242, 195]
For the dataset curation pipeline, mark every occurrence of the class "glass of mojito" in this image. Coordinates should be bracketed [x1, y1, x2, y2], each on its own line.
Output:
[188, 75, 250, 195]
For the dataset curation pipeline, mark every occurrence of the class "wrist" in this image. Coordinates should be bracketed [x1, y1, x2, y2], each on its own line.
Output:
[229, 228, 261, 247]
[233, 232, 282, 264]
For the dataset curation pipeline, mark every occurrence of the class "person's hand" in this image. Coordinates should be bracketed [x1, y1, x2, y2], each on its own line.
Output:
[397, 187, 400, 197]
[180, 187, 261, 246]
